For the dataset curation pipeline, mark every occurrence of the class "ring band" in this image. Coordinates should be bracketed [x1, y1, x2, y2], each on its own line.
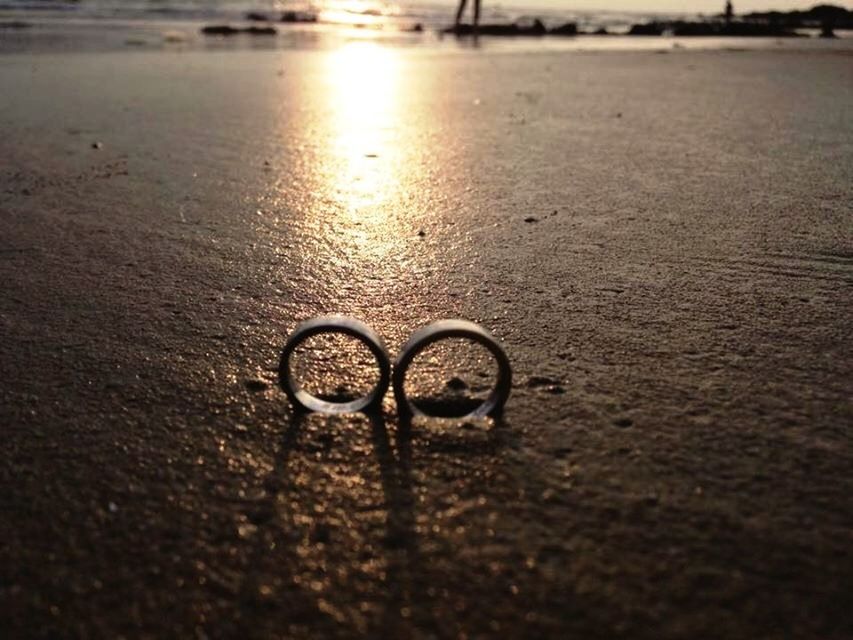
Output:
[393, 320, 512, 419]
[278, 316, 391, 414]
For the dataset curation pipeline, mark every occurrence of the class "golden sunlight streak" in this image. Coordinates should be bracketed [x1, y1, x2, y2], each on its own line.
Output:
[324, 42, 402, 213]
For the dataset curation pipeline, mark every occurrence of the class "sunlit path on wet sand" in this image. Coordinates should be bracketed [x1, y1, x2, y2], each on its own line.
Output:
[326, 42, 403, 213]
[272, 41, 498, 413]
[263, 42, 473, 350]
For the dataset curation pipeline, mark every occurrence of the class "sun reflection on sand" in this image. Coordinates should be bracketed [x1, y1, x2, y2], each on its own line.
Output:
[324, 42, 404, 221]
[274, 40, 436, 322]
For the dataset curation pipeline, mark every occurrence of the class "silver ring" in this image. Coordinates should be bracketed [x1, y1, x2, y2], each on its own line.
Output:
[393, 320, 512, 419]
[278, 316, 391, 414]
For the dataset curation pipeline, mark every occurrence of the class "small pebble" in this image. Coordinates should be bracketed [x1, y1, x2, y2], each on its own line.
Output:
[244, 379, 269, 392]
[446, 376, 468, 391]
[524, 216, 538, 223]
[91, 142, 102, 150]
[527, 375, 560, 388]
[614, 417, 633, 428]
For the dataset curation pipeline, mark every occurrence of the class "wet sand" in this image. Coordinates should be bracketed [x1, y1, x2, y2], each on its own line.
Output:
[1, 43, 852, 638]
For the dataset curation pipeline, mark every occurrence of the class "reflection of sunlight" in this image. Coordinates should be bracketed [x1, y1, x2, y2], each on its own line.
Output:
[320, 10, 384, 28]
[282, 40, 418, 270]
[321, 0, 388, 28]
[325, 42, 401, 213]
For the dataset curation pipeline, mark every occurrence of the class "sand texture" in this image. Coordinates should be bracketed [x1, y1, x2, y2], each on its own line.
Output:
[1, 45, 852, 638]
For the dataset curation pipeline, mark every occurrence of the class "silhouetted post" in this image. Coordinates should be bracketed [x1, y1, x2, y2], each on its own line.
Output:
[724, 0, 734, 25]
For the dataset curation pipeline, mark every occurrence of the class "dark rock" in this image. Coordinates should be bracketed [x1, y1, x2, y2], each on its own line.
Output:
[246, 25, 277, 35]
[201, 25, 277, 36]
[628, 22, 664, 36]
[281, 11, 317, 23]
[246, 12, 270, 21]
[202, 25, 240, 36]
[672, 22, 719, 36]
[742, 5, 853, 30]
[673, 21, 800, 37]
[91, 142, 103, 150]
[614, 417, 634, 428]
[549, 22, 578, 36]
[516, 17, 547, 35]
[445, 19, 546, 37]
[524, 216, 538, 223]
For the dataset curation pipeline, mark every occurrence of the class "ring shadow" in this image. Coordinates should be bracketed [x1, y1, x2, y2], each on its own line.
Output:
[240, 407, 512, 635]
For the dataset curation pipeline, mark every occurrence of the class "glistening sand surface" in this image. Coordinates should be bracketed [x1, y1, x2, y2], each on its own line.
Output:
[1, 44, 852, 638]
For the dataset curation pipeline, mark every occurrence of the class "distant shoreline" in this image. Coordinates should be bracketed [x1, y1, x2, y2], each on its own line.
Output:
[2, 1, 851, 34]
[2, 5, 853, 57]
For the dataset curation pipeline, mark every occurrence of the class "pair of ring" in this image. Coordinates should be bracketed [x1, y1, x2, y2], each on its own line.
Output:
[278, 316, 512, 418]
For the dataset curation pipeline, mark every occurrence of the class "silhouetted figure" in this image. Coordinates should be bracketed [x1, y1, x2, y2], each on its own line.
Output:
[724, 0, 734, 25]
[455, 0, 481, 33]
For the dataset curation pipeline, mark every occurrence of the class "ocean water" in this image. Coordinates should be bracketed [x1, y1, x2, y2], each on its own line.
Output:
[0, 0, 698, 31]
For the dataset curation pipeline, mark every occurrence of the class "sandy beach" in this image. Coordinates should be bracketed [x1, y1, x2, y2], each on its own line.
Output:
[1, 29, 852, 638]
